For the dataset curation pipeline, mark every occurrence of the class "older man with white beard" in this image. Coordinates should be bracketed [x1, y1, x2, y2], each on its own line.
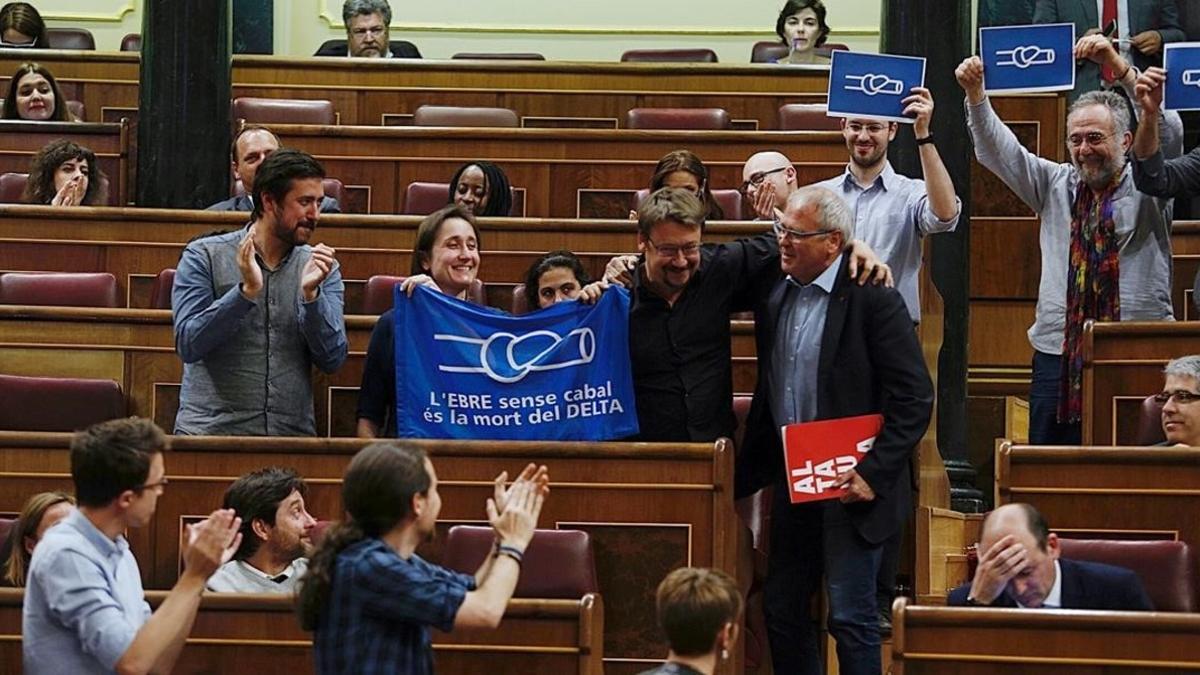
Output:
[957, 55, 1177, 447]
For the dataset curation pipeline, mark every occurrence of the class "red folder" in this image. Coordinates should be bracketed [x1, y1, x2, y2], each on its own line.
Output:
[781, 413, 883, 504]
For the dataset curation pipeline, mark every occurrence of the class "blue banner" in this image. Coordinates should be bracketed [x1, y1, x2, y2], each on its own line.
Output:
[826, 50, 926, 124]
[980, 23, 1075, 94]
[1163, 43, 1200, 112]
[393, 285, 639, 440]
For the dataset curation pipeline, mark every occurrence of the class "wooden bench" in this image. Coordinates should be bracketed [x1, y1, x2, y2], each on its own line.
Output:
[891, 599, 1200, 674]
[0, 306, 758, 434]
[0, 589, 605, 675]
[997, 444, 1200, 558]
[0, 120, 130, 205]
[1082, 320, 1200, 446]
[0, 432, 735, 674]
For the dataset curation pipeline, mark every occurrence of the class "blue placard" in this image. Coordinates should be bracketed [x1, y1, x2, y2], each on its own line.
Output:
[980, 23, 1075, 94]
[1163, 43, 1200, 112]
[393, 284, 639, 441]
[826, 51, 926, 124]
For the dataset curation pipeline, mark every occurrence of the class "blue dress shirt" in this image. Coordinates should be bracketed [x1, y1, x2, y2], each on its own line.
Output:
[23, 509, 150, 674]
[769, 253, 843, 427]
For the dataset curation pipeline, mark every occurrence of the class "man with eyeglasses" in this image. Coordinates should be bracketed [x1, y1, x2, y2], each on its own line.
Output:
[1159, 355, 1200, 446]
[314, 0, 421, 59]
[23, 417, 243, 675]
[737, 186, 933, 675]
[957, 54, 1180, 446]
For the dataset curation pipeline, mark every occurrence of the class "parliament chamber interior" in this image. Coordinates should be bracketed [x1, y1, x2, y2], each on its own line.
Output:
[2, 0, 1200, 674]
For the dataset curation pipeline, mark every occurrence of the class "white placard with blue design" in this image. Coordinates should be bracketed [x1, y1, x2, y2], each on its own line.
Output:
[393, 284, 639, 441]
[1163, 43, 1200, 112]
[980, 23, 1075, 94]
[826, 51, 926, 124]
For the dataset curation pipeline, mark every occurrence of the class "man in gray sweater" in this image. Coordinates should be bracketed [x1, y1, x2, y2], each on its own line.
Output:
[207, 467, 317, 593]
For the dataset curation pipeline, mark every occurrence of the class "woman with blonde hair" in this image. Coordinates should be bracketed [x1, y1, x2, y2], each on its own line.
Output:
[1, 491, 74, 586]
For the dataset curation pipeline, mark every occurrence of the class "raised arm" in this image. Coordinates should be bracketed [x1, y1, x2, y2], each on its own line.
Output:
[172, 236, 258, 364]
[903, 86, 961, 231]
[298, 244, 348, 373]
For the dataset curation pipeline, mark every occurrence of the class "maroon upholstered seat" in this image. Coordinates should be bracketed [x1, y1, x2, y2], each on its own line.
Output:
[232, 97, 336, 125]
[403, 181, 520, 216]
[0, 272, 119, 308]
[751, 41, 789, 63]
[442, 525, 599, 598]
[823, 43, 850, 52]
[149, 268, 176, 310]
[0, 518, 14, 552]
[66, 100, 85, 121]
[120, 33, 142, 52]
[0, 374, 125, 432]
[0, 172, 27, 203]
[778, 103, 841, 131]
[452, 52, 545, 60]
[633, 187, 743, 220]
[1134, 394, 1167, 446]
[45, 28, 96, 50]
[361, 275, 486, 315]
[412, 105, 519, 128]
[1057, 538, 1196, 612]
[625, 107, 731, 130]
[620, 48, 718, 63]
[510, 283, 531, 315]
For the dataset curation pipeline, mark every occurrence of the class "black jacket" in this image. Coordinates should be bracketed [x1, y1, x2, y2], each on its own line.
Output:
[313, 39, 421, 59]
[736, 254, 933, 545]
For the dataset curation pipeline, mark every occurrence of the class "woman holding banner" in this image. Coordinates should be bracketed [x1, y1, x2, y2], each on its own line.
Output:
[356, 205, 486, 437]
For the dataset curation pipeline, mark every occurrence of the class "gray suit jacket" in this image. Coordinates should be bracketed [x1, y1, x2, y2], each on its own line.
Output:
[1034, 0, 1185, 98]
[205, 194, 341, 214]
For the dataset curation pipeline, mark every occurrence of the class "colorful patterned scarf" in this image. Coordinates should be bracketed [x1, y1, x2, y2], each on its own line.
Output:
[1058, 178, 1121, 423]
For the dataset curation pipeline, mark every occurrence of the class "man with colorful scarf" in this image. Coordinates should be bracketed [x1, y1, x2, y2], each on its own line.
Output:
[957, 50, 1179, 445]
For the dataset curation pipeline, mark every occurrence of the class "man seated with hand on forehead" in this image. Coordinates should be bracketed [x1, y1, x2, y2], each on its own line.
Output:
[949, 503, 1152, 610]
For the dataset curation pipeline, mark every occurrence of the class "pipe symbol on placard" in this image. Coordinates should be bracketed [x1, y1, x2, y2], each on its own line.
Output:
[996, 45, 1056, 69]
[1183, 69, 1200, 87]
[435, 328, 596, 383]
[844, 73, 904, 96]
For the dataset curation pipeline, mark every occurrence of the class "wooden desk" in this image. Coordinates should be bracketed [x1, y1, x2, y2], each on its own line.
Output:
[997, 444, 1200, 559]
[891, 599, 1200, 674]
[265, 124, 846, 216]
[0, 305, 758, 435]
[1082, 321, 1200, 445]
[0, 433, 733, 674]
[0, 589, 604, 675]
[0, 120, 130, 205]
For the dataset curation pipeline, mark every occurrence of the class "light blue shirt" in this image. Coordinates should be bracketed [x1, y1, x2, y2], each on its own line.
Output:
[769, 253, 843, 428]
[813, 162, 960, 323]
[23, 509, 151, 674]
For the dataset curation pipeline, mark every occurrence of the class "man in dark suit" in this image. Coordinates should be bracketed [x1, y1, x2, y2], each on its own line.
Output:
[207, 126, 340, 214]
[948, 503, 1153, 610]
[1034, 0, 1185, 100]
[737, 186, 934, 675]
[313, 0, 421, 59]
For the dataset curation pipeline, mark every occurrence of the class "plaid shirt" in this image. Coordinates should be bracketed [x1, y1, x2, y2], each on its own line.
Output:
[314, 538, 475, 674]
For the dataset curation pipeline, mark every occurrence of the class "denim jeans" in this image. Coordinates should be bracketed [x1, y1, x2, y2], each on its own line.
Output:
[1029, 350, 1082, 445]
[764, 487, 883, 675]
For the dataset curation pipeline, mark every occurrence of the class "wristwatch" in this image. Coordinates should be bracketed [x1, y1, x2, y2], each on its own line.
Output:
[916, 134, 935, 146]
[965, 594, 981, 606]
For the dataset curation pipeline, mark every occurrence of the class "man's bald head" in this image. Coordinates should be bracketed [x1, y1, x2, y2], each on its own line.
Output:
[979, 503, 1051, 553]
[741, 151, 797, 213]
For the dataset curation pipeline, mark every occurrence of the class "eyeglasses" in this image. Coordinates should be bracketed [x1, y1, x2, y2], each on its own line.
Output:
[740, 166, 789, 194]
[1153, 390, 1200, 405]
[846, 122, 887, 135]
[0, 37, 37, 48]
[773, 220, 835, 241]
[646, 239, 701, 259]
[1067, 131, 1113, 148]
[135, 477, 169, 494]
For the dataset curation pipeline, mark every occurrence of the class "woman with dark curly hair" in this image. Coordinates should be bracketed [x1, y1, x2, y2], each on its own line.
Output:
[23, 138, 107, 206]
[2, 62, 76, 121]
[446, 160, 512, 217]
[775, 0, 831, 65]
[0, 2, 46, 48]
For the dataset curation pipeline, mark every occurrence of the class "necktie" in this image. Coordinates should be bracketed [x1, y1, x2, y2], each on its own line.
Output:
[1101, 0, 1118, 81]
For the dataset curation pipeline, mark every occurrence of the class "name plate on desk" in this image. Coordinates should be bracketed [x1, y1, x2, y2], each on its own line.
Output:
[980, 23, 1076, 94]
[1164, 43, 1200, 111]
[826, 51, 925, 123]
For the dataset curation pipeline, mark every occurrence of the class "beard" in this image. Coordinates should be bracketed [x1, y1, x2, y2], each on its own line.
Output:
[1073, 152, 1124, 191]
